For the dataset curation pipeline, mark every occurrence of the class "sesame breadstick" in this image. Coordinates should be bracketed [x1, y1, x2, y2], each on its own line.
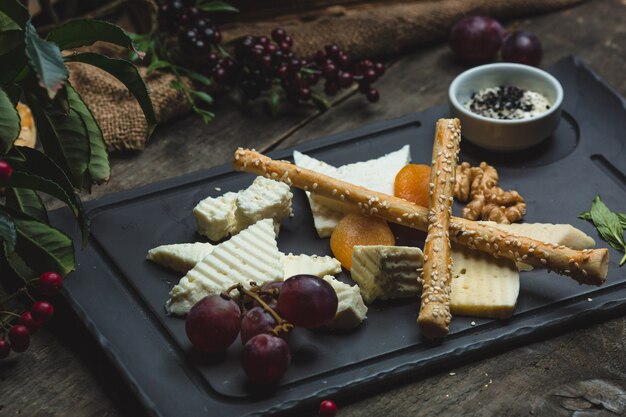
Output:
[233, 149, 609, 286]
[417, 119, 460, 339]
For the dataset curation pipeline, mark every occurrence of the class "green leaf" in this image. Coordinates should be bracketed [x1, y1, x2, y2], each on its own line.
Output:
[193, 90, 214, 106]
[589, 196, 626, 252]
[24, 20, 68, 99]
[65, 52, 157, 134]
[5, 187, 49, 223]
[0, 43, 26, 84]
[47, 19, 143, 56]
[6, 146, 89, 244]
[0, 29, 22, 55]
[0, 87, 20, 153]
[184, 70, 212, 87]
[0, 0, 28, 28]
[0, 209, 17, 252]
[0, 10, 21, 31]
[618, 213, 626, 229]
[146, 59, 170, 75]
[196, 1, 239, 13]
[66, 85, 110, 184]
[12, 215, 75, 277]
[311, 91, 331, 111]
[3, 242, 37, 282]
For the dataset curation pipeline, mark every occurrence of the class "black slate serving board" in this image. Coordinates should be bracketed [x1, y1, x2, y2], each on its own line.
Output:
[50, 56, 626, 417]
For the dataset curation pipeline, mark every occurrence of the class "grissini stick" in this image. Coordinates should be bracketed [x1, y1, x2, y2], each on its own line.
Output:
[418, 119, 460, 339]
[233, 149, 609, 286]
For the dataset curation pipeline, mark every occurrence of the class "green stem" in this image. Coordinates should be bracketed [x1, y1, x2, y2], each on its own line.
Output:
[0, 287, 28, 306]
[620, 251, 626, 267]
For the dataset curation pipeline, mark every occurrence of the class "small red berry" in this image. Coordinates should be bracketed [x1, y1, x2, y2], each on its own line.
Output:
[319, 399, 338, 417]
[366, 88, 380, 103]
[38, 271, 63, 296]
[31, 301, 54, 322]
[9, 325, 30, 352]
[0, 160, 12, 181]
[271, 28, 286, 43]
[0, 339, 10, 359]
[18, 311, 42, 333]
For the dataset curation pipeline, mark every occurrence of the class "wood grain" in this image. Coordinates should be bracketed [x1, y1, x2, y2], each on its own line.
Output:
[1, 0, 625, 416]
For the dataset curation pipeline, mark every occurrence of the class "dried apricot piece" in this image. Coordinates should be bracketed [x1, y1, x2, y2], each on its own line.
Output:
[330, 213, 395, 270]
[394, 164, 431, 208]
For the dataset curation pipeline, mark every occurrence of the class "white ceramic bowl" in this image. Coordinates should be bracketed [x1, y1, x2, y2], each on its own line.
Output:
[449, 63, 563, 152]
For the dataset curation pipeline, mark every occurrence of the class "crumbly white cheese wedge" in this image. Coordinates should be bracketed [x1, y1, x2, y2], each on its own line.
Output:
[350, 245, 423, 304]
[293, 146, 411, 237]
[146, 242, 214, 273]
[193, 192, 238, 241]
[480, 222, 596, 271]
[322, 275, 368, 329]
[450, 245, 519, 319]
[233, 176, 293, 234]
[281, 253, 342, 279]
[166, 219, 282, 315]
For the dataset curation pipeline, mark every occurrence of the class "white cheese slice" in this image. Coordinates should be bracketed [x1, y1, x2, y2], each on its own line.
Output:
[280, 253, 342, 279]
[166, 219, 283, 315]
[147, 242, 214, 273]
[233, 176, 293, 234]
[193, 192, 238, 241]
[293, 146, 411, 237]
[350, 245, 423, 304]
[480, 222, 596, 271]
[322, 275, 368, 329]
[450, 245, 519, 319]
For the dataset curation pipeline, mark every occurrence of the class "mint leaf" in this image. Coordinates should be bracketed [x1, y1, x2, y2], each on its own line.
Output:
[583, 195, 626, 266]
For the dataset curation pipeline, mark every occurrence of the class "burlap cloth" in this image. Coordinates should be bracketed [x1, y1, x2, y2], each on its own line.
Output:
[72, 0, 582, 153]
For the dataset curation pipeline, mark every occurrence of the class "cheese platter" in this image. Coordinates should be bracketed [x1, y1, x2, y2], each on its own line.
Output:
[49, 56, 626, 417]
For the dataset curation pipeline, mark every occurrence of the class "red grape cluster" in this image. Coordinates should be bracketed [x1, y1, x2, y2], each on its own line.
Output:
[185, 275, 338, 385]
[449, 16, 542, 66]
[1, 272, 62, 359]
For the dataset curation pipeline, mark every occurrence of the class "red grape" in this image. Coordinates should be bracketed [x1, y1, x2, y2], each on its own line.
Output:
[241, 334, 290, 384]
[253, 281, 283, 310]
[278, 275, 338, 328]
[449, 16, 504, 63]
[185, 295, 241, 353]
[240, 307, 278, 344]
[0, 339, 10, 359]
[501, 30, 542, 67]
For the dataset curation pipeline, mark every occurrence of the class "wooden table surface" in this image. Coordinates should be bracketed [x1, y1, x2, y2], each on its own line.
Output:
[2, 1, 626, 416]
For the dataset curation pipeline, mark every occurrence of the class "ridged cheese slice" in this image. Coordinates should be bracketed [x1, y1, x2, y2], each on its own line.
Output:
[350, 245, 423, 303]
[193, 192, 238, 241]
[293, 146, 411, 237]
[281, 253, 342, 279]
[166, 219, 283, 315]
[323, 275, 368, 329]
[147, 242, 214, 273]
[450, 245, 519, 319]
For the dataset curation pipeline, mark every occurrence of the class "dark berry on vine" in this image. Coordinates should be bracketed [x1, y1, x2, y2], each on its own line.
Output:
[31, 301, 54, 322]
[319, 400, 338, 417]
[271, 28, 287, 43]
[213, 67, 228, 84]
[287, 58, 301, 74]
[325, 81, 338, 96]
[260, 55, 272, 71]
[279, 41, 291, 53]
[240, 307, 278, 344]
[241, 334, 291, 385]
[207, 52, 219, 68]
[211, 31, 222, 45]
[185, 295, 241, 353]
[306, 74, 320, 86]
[257, 36, 270, 46]
[18, 312, 42, 333]
[338, 71, 353, 88]
[9, 325, 30, 353]
[374, 62, 385, 76]
[314, 50, 326, 65]
[0, 161, 13, 181]
[195, 17, 209, 29]
[253, 282, 283, 310]
[337, 53, 350, 69]
[324, 44, 341, 60]
[283, 35, 293, 48]
[299, 87, 311, 101]
[366, 88, 380, 103]
[0, 339, 10, 359]
[39, 271, 63, 296]
[277, 66, 288, 79]
[323, 63, 338, 80]
[193, 39, 207, 52]
[364, 68, 377, 83]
